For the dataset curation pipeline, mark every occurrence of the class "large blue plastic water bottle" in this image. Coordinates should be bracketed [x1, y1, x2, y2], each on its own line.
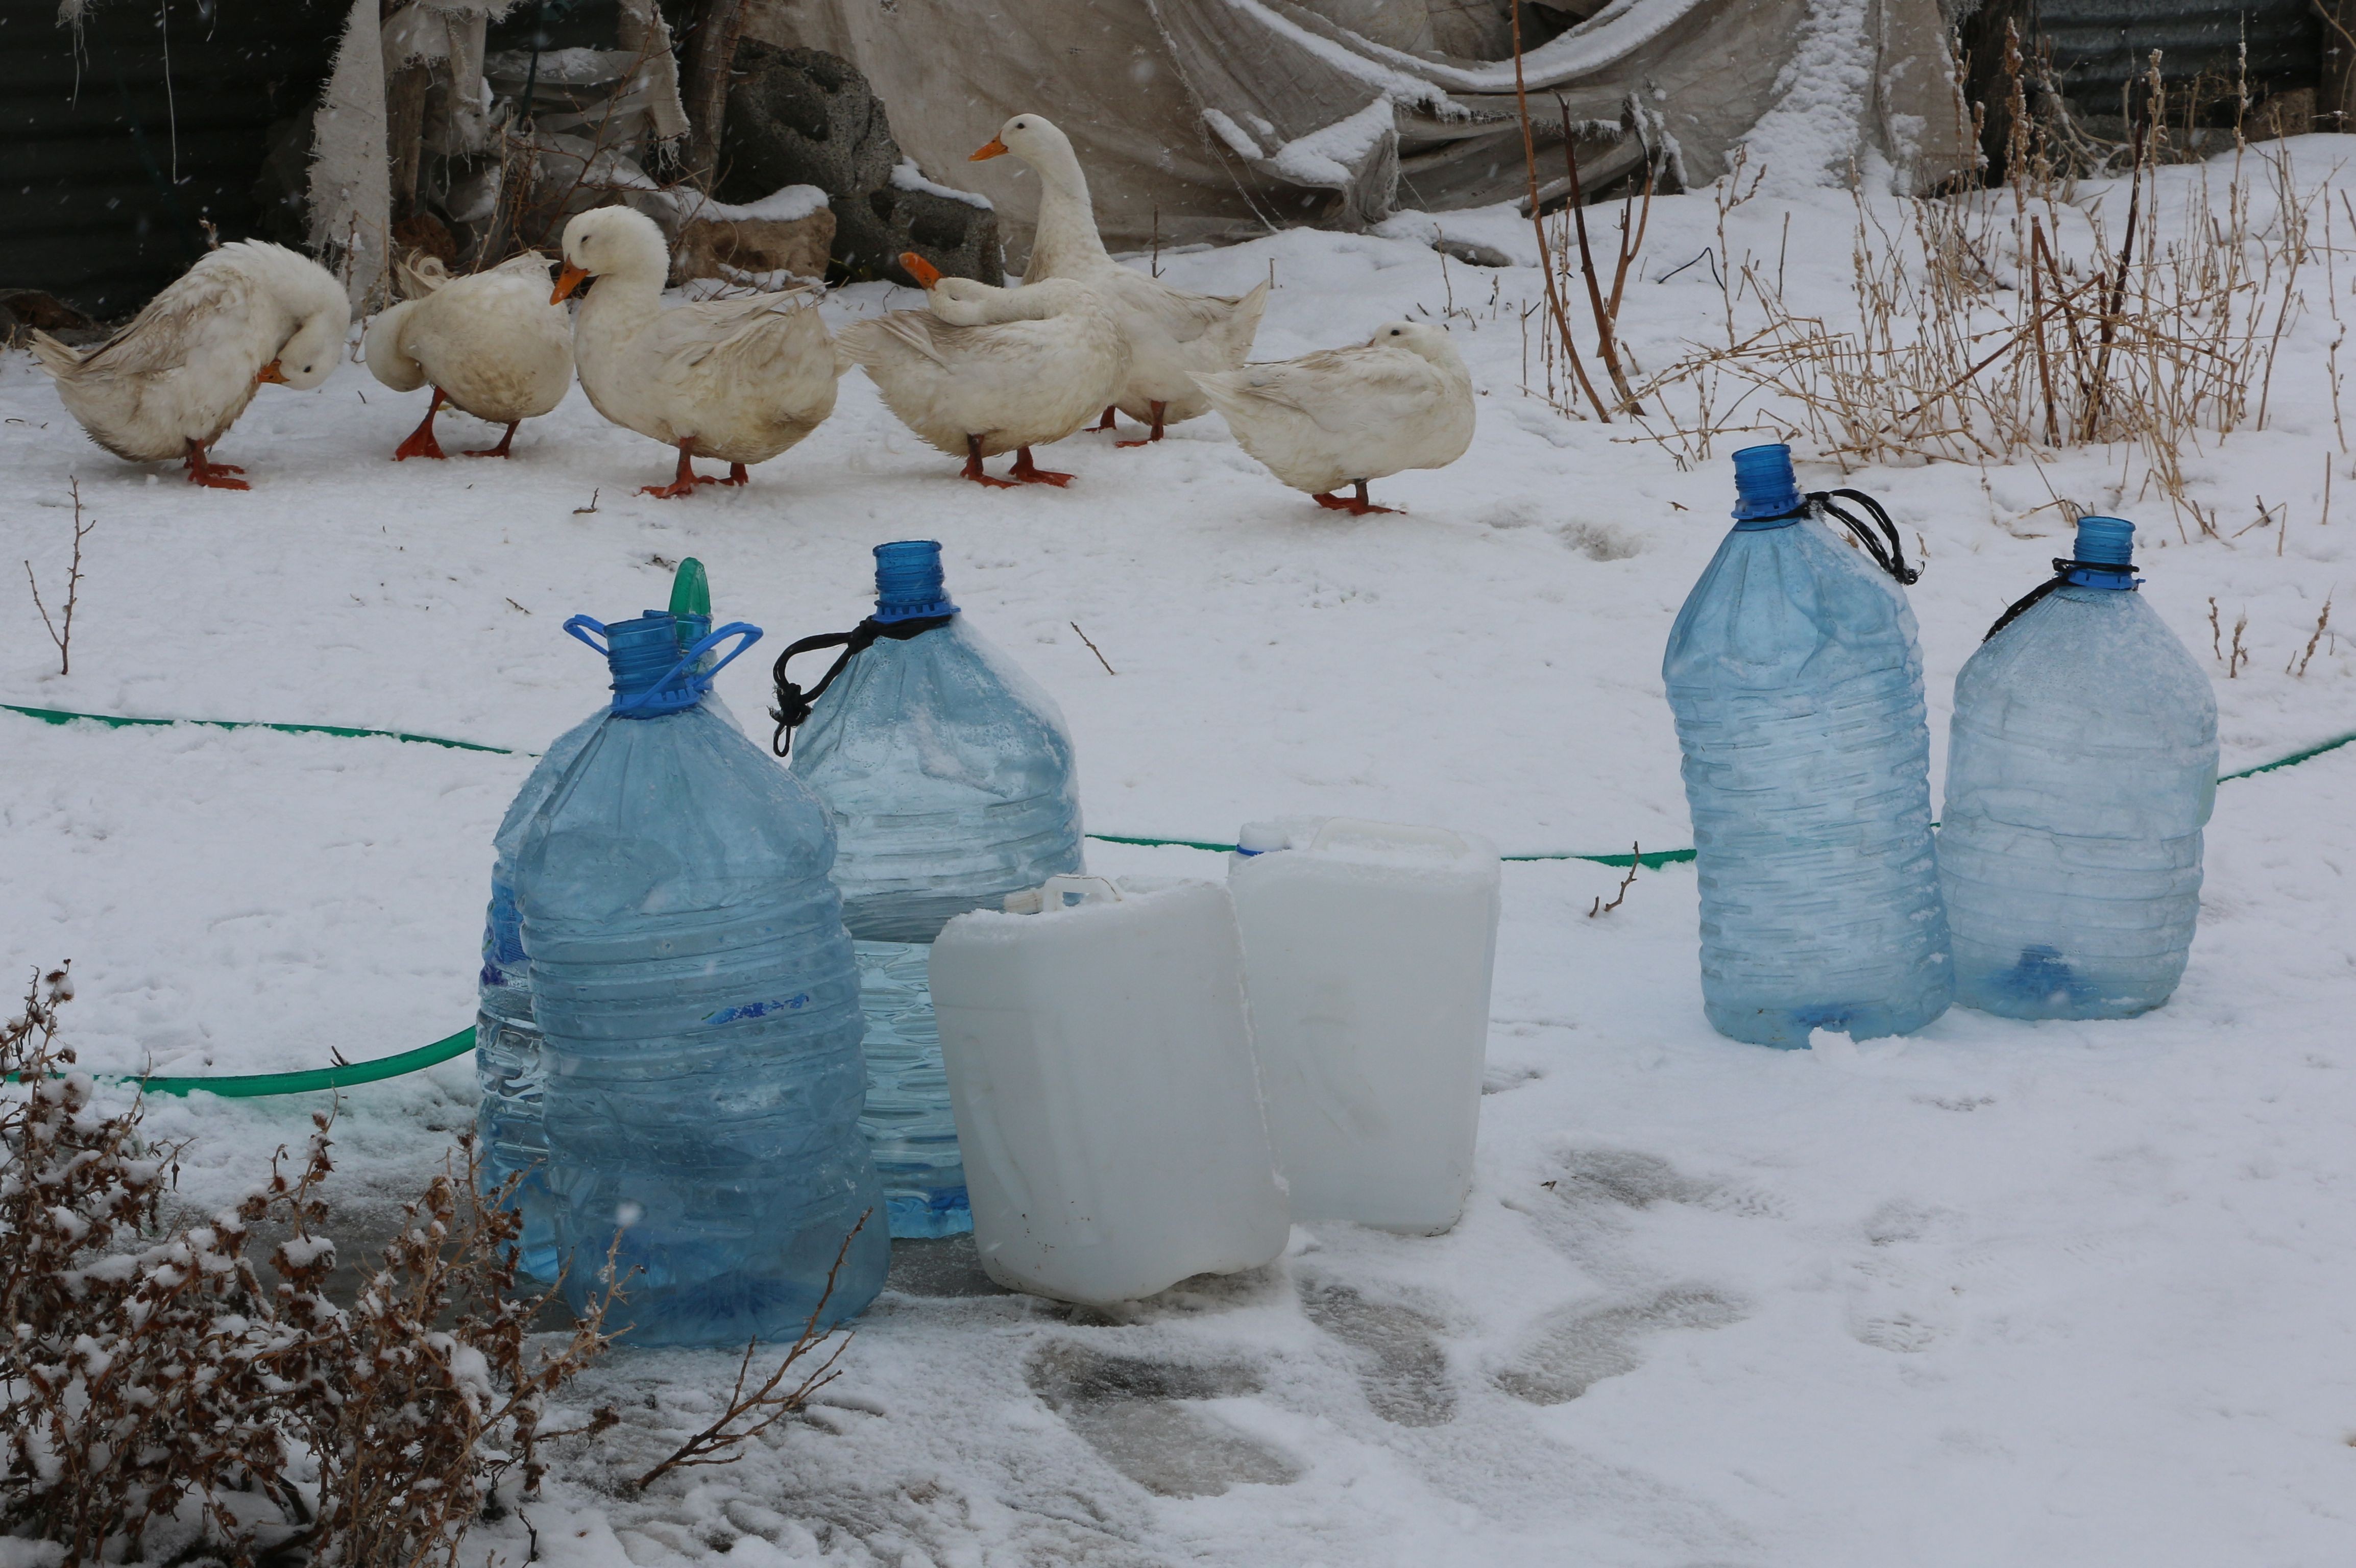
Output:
[788, 541, 1083, 1238]
[511, 609, 888, 1344]
[1940, 517, 2217, 1017]
[474, 566, 713, 1283]
[474, 738, 584, 1285]
[1663, 445, 1952, 1046]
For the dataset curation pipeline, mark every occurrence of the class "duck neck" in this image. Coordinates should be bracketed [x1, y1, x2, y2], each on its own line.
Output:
[577, 261, 665, 340]
[1024, 150, 1110, 279]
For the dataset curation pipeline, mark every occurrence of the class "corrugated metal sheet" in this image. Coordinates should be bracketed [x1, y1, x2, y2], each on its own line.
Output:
[3, 0, 341, 318]
[2036, 0, 2321, 99]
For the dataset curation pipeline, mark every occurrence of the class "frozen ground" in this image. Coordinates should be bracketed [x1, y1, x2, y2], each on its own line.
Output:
[3, 138, 2353, 1565]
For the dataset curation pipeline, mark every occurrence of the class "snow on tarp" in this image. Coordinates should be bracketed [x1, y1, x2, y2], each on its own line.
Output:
[753, 0, 1971, 259]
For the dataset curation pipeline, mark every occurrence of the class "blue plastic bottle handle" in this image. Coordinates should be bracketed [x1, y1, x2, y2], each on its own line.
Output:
[566, 616, 764, 716]
[611, 622, 763, 716]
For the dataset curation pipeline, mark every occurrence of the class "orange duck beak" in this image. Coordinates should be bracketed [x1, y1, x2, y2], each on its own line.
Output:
[898, 252, 943, 289]
[969, 136, 1008, 162]
[254, 359, 288, 385]
[551, 263, 589, 304]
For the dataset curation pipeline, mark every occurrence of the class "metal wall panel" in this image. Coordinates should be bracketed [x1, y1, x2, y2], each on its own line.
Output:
[2, 0, 339, 318]
[2035, 0, 2321, 99]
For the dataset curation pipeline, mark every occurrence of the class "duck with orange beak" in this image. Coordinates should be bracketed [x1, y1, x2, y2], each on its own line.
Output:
[835, 251, 1127, 487]
[31, 241, 348, 489]
[970, 114, 1266, 448]
[554, 205, 841, 498]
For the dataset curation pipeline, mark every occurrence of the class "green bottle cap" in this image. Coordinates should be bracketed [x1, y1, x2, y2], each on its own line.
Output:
[669, 557, 711, 622]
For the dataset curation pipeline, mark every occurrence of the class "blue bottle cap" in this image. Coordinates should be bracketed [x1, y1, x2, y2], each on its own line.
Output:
[1731, 444, 1804, 525]
[872, 540, 959, 623]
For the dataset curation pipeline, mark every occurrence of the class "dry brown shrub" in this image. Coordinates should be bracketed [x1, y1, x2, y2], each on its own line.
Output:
[2, 964, 868, 1565]
[1621, 54, 2325, 538]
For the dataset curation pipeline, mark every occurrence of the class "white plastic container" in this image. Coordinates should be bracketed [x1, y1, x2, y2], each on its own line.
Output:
[1228, 818, 1501, 1234]
[929, 875, 1290, 1306]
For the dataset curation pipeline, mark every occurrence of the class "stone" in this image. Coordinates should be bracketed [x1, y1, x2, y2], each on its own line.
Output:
[0, 289, 95, 335]
[669, 208, 838, 285]
[718, 40, 1002, 285]
[2251, 88, 2315, 142]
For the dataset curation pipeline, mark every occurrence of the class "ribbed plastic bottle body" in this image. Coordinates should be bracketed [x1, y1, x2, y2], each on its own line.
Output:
[474, 709, 602, 1282]
[476, 887, 556, 1281]
[793, 618, 1082, 1238]
[1663, 516, 1953, 1045]
[1940, 586, 2216, 1018]
[513, 702, 888, 1346]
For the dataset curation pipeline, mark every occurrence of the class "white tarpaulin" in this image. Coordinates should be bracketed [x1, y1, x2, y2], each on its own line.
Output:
[746, 0, 1970, 261]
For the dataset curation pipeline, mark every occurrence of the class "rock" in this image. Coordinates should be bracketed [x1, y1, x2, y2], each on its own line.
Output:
[718, 40, 1002, 286]
[2252, 89, 2315, 142]
[0, 289, 95, 335]
[670, 207, 838, 286]
[1436, 237, 1513, 268]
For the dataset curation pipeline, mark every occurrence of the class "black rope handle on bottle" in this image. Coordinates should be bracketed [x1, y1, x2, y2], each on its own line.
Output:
[1981, 556, 2139, 642]
[769, 615, 954, 757]
[1809, 489, 1919, 586]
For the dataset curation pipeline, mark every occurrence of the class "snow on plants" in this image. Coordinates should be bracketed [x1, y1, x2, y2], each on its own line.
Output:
[3, 137, 2354, 1565]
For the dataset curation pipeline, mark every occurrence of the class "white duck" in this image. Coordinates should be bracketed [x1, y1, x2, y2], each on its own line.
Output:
[1193, 321, 1475, 516]
[31, 241, 348, 490]
[971, 114, 1267, 446]
[835, 252, 1127, 487]
[554, 205, 839, 498]
[362, 252, 573, 460]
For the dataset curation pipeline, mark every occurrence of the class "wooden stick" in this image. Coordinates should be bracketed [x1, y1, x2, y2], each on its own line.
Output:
[2029, 215, 2060, 444]
[2083, 83, 2149, 440]
[1509, 3, 1610, 422]
[1558, 102, 1642, 413]
[1070, 622, 1116, 675]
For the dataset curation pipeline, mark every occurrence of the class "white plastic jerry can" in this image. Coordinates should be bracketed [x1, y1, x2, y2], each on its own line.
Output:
[928, 875, 1290, 1306]
[1228, 818, 1501, 1235]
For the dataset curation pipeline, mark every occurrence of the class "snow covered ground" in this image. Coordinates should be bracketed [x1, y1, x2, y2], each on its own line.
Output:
[4, 138, 2353, 1564]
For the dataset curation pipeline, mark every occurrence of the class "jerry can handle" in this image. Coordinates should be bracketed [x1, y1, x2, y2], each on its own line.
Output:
[1005, 874, 1123, 914]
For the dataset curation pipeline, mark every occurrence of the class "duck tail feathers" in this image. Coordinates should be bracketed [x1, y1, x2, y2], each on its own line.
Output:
[361, 299, 428, 391]
[28, 331, 82, 379]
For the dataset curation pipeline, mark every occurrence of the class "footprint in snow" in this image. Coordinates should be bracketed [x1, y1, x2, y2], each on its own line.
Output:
[1542, 1147, 1785, 1220]
[1492, 1285, 1747, 1406]
[1298, 1277, 1457, 1428]
[1026, 1342, 1303, 1499]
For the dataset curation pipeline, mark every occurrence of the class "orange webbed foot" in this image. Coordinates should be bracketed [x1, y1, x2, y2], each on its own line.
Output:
[183, 444, 250, 489]
[1009, 447, 1074, 486]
